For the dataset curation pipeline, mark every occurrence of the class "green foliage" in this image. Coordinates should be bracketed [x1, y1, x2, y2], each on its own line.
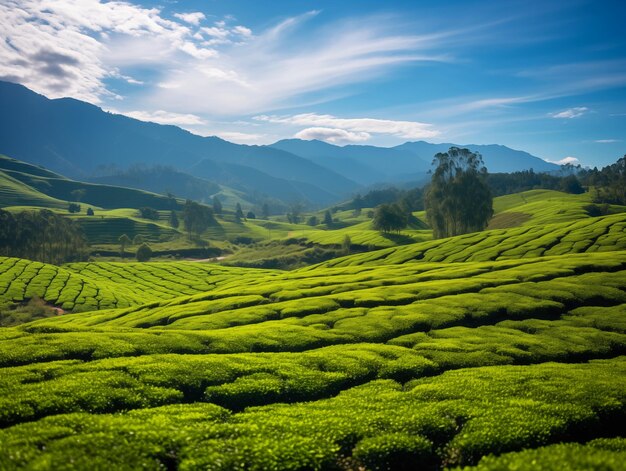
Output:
[0, 296, 58, 326]
[0, 209, 87, 265]
[352, 433, 433, 470]
[461, 438, 626, 471]
[212, 195, 223, 214]
[372, 203, 408, 233]
[4, 182, 626, 468]
[0, 359, 625, 469]
[323, 209, 333, 226]
[67, 202, 81, 213]
[137, 206, 159, 220]
[135, 243, 152, 262]
[581, 154, 626, 204]
[118, 233, 131, 256]
[86, 207, 94, 216]
[426, 147, 493, 238]
[235, 203, 244, 222]
[342, 234, 352, 254]
[560, 174, 585, 194]
[168, 210, 179, 228]
[183, 200, 216, 237]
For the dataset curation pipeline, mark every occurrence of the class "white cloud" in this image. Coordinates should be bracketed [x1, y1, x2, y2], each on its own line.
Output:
[0, 0, 242, 103]
[1, 2, 451, 115]
[146, 12, 453, 115]
[119, 109, 206, 126]
[255, 113, 440, 139]
[173, 12, 205, 25]
[550, 107, 588, 119]
[215, 131, 268, 143]
[552, 156, 580, 165]
[594, 139, 620, 143]
[232, 26, 252, 37]
[295, 127, 371, 144]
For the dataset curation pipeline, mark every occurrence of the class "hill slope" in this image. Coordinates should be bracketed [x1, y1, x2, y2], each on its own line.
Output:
[0, 81, 358, 206]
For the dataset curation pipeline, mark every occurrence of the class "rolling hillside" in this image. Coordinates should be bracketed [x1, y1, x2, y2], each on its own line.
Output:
[0, 154, 183, 211]
[1, 216, 626, 468]
[0, 81, 359, 207]
[1, 160, 625, 469]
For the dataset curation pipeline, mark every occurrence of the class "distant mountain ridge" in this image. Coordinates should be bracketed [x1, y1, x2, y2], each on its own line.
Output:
[271, 138, 558, 186]
[394, 141, 558, 173]
[0, 81, 357, 207]
[0, 80, 558, 207]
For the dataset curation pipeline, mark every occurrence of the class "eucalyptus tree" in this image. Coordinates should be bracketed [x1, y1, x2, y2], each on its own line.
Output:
[425, 147, 493, 238]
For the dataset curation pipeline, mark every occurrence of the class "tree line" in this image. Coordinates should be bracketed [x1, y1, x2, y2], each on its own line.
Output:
[0, 209, 88, 265]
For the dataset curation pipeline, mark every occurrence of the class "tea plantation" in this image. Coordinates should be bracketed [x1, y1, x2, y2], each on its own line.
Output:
[1, 201, 626, 469]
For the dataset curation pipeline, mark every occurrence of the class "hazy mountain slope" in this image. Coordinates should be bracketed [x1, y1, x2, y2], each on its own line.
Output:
[191, 160, 340, 206]
[271, 139, 558, 182]
[0, 81, 358, 206]
[270, 139, 430, 184]
[89, 166, 221, 204]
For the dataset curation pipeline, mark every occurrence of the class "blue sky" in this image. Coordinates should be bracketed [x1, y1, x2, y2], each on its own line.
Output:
[1, 0, 625, 167]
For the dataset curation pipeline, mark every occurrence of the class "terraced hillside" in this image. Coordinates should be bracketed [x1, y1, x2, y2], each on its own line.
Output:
[1, 207, 626, 469]
[319, 211, 626, 267]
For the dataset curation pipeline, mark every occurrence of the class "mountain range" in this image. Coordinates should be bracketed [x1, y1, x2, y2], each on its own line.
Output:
[0, 80, 559, 207]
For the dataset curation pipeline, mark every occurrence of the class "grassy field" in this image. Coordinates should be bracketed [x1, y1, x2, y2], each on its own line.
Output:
[1, 193, 626, 468]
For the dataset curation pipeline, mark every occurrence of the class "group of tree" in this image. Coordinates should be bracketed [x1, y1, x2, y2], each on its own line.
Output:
[425, 147, 493, 238]
[0, 209, 88, 264]
[345, 187, 425, 213]
[486, 170, 583, 196]
[286, 203, 304, 224]
[138, 207, 159, 220]
[67, 203, 81, 213]
[579, 155, 626, 204]
[182, 200, 216, 238]
[372, 203, 409, 233]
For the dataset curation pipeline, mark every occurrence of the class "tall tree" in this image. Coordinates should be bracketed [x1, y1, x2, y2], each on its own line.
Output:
[235, 203, 244, 222]
[169, 210, 179, 228]
[425, 147, 493, 238]
[118, 234, 131, 257]
[212, 196, 223, 215]
[323, 210, 333, 227]
[261, 203, 270, 219]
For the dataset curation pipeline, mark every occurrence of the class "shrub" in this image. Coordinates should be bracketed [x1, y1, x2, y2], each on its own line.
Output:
[135, 243, 152, 262]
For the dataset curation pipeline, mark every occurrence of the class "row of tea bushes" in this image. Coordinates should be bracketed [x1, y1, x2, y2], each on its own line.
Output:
[1, 358, 624, 470]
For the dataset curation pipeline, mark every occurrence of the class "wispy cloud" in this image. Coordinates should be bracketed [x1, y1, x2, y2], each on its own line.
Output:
[255, 113, 440, 142]
[0, 2, 456, 115]
[294, 127, 371, 144]
[0, 0, 250, 103]
[116, 109, 206, 126]
[215, 131, 268, 144]
[173, 12, 206, 26]
[550, 107, 588, 119]
[594, 139, 620, 143]
[147, 12, 456, 115]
